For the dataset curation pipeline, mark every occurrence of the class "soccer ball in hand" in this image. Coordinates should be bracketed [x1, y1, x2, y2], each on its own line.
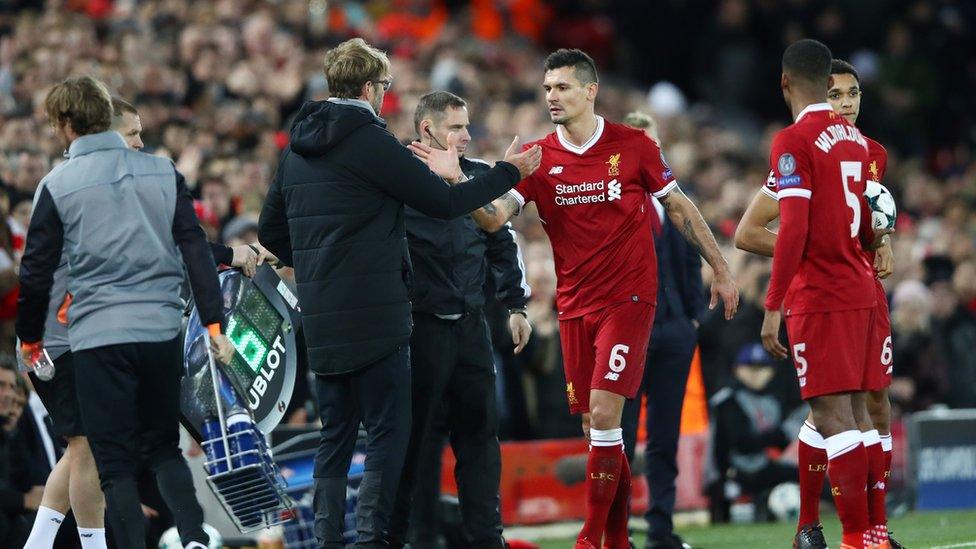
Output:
[864, 181, 896, 230]
[768, 481, 801, 522]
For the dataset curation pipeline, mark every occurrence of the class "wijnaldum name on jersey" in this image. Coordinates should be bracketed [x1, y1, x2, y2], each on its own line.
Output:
[814, 123, 867, 153]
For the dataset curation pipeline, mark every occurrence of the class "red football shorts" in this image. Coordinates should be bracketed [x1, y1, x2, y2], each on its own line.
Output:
[785, 307, 875, 400]
[864, 285, 893, 392]
[558, 300, 655, 414]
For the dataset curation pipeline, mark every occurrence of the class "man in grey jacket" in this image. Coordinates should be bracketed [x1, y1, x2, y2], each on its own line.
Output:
[15, 76, 235, 549]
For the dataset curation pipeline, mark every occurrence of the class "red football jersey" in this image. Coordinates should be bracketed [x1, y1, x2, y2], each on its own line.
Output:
[510, 116, 676, 319]
[765, 103, 876, 315]
[862, 136, 889, 267]
[761, 132, 889, 294]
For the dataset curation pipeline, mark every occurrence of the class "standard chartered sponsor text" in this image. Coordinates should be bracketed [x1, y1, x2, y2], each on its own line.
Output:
[555, 180, 607, 206]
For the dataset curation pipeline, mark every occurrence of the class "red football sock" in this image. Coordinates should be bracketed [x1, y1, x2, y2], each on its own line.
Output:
[577, 429, 623, 547]
[880, 432, 893, 481]
[797, 421, 828, 530]
[602, 447, 631, 549]
[863, 430, 888, 541]
[826, 430, 870, 548]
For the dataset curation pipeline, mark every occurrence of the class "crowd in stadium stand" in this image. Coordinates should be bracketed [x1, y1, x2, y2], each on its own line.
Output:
[0, 0, 974, 445]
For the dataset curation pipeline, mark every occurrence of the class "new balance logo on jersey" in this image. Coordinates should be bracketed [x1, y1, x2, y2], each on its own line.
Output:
[549, 166, 564, 175]
[607, 179, 621, 201]
[604, 372, 619, 381]
[873, 481, 886, 490]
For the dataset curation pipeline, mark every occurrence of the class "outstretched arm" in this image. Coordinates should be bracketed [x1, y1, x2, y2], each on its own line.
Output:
[659, 188, 738, 319]
[471, 192, 521, 233]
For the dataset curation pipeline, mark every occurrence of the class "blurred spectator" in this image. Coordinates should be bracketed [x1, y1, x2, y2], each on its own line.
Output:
[0, 358, 38, 547]
[708, 343, 805, 522]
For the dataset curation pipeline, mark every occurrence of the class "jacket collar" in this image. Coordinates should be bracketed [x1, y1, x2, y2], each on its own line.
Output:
[67, 131, 129, 159]
[327, 97, 377, 116]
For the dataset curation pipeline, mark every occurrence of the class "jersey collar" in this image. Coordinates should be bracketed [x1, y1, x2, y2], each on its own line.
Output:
[795, 102, 833, 123]
[556, 115, 605, 155]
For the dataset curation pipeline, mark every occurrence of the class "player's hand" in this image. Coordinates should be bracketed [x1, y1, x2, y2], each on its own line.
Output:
[503, 137, 542, 179]
[710, 270, 739, 320]
[409, 132, 463, 183]
[250, 242, 279, 268]
[231, 245, 258, 277]
[867, 227, 894, 251]
[141, 503, 160, 519]
[509, 313, 532, 354]
[210, 334, 236, 364]
[874, 238, 894, 279]
[761, 308, 789, 359]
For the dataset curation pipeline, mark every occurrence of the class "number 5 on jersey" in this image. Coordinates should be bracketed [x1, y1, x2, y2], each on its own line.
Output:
[604, 344, 629, 381]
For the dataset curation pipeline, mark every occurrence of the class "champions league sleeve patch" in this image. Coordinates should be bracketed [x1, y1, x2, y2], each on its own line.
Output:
[660, 151, 673, 180]
[775, 153, 801, 188]
[777, 153, 796, 176]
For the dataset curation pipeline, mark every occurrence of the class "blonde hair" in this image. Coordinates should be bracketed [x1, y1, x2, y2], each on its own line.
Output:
[323, 38, 391, 99]
[44, 76, 113, 136]
[623, 111, 655, 130]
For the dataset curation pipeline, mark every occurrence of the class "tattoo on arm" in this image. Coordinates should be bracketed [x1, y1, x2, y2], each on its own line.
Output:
[662, 189, 728, 273]
[482, 201, 498, 216]
[472, 192, 519, 230]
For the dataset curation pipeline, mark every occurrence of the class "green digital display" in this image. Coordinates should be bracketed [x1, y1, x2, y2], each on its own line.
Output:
[227, 316, 268, 373]
[226, 285, 283, 375]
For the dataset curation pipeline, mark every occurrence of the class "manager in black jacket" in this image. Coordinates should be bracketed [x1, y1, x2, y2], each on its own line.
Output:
[387, 92, 532, 549]
[620, 113, 704, 549]
[257, 39, 540, 548]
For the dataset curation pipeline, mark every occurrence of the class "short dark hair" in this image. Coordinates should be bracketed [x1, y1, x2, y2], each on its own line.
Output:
[830, 59, 860, 84]
[413, 91, 467, 134]
[544, 49, 598, 85]
[111, 96, 138, 118]
[782, 39, 832, 88]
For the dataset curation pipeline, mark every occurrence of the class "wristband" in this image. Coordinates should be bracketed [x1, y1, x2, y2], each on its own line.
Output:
[508, 308, 527, 318]
[207, 323, 222, 337]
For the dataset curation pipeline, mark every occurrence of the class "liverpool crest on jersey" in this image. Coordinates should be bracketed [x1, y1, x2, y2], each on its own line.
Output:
[606, 153, 621, 176]
[869, 160, 879, 181]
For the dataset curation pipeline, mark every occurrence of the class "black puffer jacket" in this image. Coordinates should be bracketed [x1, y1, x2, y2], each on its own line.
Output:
[258, 100, 520, 375]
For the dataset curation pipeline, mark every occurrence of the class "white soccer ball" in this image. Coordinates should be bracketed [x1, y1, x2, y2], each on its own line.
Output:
[157, 523, 222, 549]
[864, 181, 897, 230]
[768, 481, 801, 522]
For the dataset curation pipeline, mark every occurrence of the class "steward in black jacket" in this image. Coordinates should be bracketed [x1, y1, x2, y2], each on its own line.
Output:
[258, 100, 522, 375]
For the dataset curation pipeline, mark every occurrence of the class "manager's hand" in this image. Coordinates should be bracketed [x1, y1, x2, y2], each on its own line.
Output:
[231, 245, 258, 277]
[408, 132, 463, 183]
[503, 137, 542, 179]
[509, 312, 532, 354]
[211, 333, 236, 364]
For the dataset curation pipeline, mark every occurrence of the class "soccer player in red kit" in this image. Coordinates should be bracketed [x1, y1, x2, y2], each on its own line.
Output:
[758, 39, 891, 549]
[735, 58, 899, 549]
[411, 49, 739, 548]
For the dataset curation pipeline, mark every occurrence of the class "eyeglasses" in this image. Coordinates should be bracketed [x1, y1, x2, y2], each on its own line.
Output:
[373, 78, 393, 92]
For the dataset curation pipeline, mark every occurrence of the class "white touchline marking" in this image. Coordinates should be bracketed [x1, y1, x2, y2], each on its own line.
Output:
[929, 542, 976, 549]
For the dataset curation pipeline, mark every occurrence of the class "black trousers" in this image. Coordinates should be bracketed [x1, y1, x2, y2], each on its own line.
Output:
[388, 312, 503, 549]
[621, 318, 697, 539]
[74, 337, 207, 549]
[313, 345, 411, 548]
